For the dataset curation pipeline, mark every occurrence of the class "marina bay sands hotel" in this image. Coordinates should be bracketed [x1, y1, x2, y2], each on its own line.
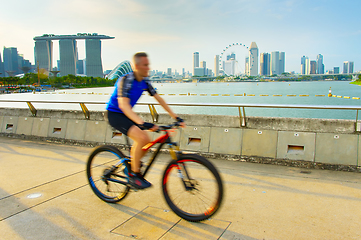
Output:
[34, 33, 114, 77]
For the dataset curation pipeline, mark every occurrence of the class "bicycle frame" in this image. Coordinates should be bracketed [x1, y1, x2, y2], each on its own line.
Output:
[141, 129, 180, 177]
[106, 128, 181, 185]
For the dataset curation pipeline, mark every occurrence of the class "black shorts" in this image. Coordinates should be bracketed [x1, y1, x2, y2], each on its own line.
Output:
[107, 110, 138, 135]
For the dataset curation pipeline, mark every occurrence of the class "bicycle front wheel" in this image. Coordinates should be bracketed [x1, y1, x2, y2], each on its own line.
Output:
[86, 145, 130, 203]
[162, 154, 223, 222]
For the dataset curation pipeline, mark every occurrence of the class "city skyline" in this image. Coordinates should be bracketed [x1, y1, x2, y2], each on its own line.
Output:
[0, 0, 360, 74]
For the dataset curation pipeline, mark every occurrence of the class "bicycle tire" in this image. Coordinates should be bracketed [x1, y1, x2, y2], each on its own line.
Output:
[86, 145, 130, 203]
[162, 154, 223, 222]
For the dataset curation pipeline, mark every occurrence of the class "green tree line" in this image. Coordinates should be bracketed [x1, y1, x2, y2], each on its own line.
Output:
[0, 73, 116, 88]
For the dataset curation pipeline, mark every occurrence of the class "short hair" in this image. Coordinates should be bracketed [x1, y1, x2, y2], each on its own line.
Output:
[133, 52, 148, 65]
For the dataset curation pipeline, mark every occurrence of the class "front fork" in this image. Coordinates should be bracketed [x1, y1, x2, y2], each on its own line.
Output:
[169, 144, 195, 191]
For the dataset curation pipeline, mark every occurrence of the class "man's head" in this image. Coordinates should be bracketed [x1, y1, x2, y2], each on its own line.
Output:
[133, 52, 149, 78]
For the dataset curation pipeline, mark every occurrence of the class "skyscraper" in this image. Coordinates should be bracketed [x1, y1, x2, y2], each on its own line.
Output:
[343, 61, 354, 74]
[193, 52, 199, 76]
[305, 57, 310, 74]
[300, 56, 307, 75]
[349, 62, 354, 74]
[34, 33, 114, 77]
[77, 59, 84, 74]
[270, 51, 286, 75]
[245, 57, 249, 76]
[34, 40, 53, 72]
[260, 53, 270, 76]
[167, 68, 172, 76]
[334, 67, 340, 74]
[0, 52, 4, 76]
[214, 55, 219, 77]
[3, 47, 19, 76]
[227, 53, 235, 60]
[249, 42, 258, 76]
[279, 52, 285, 74]
[86, 39, 103, 77]
[59, 39, 77, 76]
[316, 54, 324, 74]
[224, 60, 235, 76]
[270, 51, 279, 75]
[310, 61, 317, 74]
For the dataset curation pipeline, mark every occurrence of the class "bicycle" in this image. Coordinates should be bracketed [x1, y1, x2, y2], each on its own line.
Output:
[86, 122, 224, 222]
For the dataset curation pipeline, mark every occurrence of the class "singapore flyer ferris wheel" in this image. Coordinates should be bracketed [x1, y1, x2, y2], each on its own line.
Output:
[219, 43, 255, 76]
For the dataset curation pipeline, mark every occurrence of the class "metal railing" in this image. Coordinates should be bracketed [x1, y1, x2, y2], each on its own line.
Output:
[1, 99, 361, 130]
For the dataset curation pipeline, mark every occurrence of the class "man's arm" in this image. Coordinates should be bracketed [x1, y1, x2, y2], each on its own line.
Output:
[118, 97, 144, 125]
[153, 94, 178, 119]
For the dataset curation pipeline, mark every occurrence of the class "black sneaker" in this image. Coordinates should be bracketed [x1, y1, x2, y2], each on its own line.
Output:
[128, 172, 152, 189]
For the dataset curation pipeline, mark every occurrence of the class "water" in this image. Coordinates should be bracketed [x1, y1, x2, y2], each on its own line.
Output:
[1, 81, 360, 120]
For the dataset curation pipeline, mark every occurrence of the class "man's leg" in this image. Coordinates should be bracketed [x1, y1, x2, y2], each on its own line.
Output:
[127, 125, 151, 173]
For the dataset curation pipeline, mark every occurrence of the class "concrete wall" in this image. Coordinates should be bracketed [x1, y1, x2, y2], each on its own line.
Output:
[1, 108, 360, 166]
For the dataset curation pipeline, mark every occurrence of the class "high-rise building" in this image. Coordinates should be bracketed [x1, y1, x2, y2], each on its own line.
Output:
[349, 62, 354, 74]
[77, 59, 85, 74]
[85, 39, 103, 77]
[224, 60, 236, 76]
[182, 68, 185, 77]
[249, 42, 258, 76]
[200, 61, 206, 69]
[194, 67, 205, 76]
[193, 52, 199, 75]
[0, 52, 4, 76]
[279, 52, 285, 74]
[310, 61, 317, 74]
[214, 55, 219, 77]
[270, 51, 280, 75]
[260, 53, 270, 76]
[34, 33, 114, 77]
[343, 62, 348, 74]
[3, 47, 19, 76]
[316, 54, 324, 74]
[343, 61, 354, 74]
[334, 67, 339, 74]
[300, 56, 307, 75]
[167, 68, 172, 76]
[245, 57, 249, 76]
[34, 40, 53, 72]
[227, 53, 235, 60]
[59, 39, 77, 76]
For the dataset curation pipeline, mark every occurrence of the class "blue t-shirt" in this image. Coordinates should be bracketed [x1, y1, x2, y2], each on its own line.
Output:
[106, 72, 157, 113]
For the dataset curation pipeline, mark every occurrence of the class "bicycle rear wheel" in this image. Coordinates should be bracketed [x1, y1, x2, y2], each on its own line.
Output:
[162, 154, 223, 222]
[86, 145, 130, 203]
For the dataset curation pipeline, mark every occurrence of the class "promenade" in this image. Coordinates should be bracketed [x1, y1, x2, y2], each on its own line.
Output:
[1, 136, 361, 240]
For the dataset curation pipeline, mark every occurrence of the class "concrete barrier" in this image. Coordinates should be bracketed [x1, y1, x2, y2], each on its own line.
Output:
[105, 125, 127, 145]
[48, 119, 68, 138]
[2, 116, 19, 134]
[65, 119, 87, 141]
[16, 117, 34, 135]
[241, 129, 278, 158]
[31, 118, 50, 137]
[276, 131, 316, 161]
[84, 120, 107, 143]
[209, 127, 242, 155]
[315, 133, 358, 165]
[1, 108, 361, 167]
[179, 126, 211, 152]
[0, 116, 3, 133]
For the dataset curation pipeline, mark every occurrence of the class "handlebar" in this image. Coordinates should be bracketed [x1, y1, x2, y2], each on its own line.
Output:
[156, 121, 182, 132]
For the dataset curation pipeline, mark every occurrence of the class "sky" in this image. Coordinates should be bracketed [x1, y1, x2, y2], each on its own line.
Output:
[1, 0, 360, 74]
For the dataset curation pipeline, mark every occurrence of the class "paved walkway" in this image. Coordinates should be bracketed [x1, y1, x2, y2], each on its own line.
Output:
[1, 136, 361, 240]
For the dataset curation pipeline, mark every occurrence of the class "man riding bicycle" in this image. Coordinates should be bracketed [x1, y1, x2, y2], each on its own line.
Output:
[106, 52, 185, 189]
